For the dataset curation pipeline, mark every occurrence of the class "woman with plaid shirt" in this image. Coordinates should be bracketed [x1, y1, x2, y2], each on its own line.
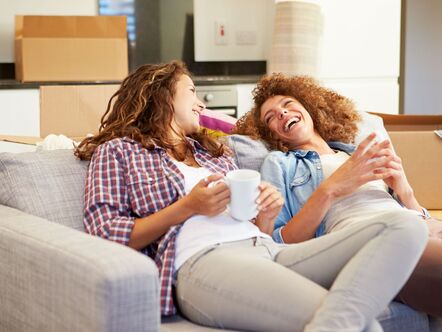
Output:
[75, 61, 428, 332]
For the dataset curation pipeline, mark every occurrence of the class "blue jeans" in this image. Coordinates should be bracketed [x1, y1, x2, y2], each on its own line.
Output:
[176, 211, 427, 332]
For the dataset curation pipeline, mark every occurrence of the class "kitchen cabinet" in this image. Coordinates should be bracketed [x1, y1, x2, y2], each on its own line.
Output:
[0, 89, 40, 136]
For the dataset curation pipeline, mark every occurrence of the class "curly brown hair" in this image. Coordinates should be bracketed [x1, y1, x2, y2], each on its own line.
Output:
[233, 74, 361, 152]
[75, 61, 226, 160]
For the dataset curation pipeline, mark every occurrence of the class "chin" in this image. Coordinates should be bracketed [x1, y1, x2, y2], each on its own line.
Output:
[187, 125, 200, 136]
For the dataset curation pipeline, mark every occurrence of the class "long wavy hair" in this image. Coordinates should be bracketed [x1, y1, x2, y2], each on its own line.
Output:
[233, 74, 361, 152]
[75, 61, 226, 160]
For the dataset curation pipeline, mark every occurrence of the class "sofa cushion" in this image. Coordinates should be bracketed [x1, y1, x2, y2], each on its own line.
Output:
[378, 301, 429, 332]
[0, 149, 88, 231]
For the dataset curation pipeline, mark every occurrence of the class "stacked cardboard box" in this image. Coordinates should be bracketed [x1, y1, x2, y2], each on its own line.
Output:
[15, 15, 128, 82]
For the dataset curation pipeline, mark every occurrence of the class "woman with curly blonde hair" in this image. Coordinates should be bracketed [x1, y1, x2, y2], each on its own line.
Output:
[235, 73, 442, 317]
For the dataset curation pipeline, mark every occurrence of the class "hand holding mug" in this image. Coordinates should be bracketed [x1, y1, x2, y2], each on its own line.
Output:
[186, 174, 230, 217]
[254, 182, 285, 235]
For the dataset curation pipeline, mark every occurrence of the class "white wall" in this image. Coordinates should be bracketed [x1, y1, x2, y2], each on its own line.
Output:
[403, 0, 442, 115]
[0, 0, 97, 62]
[317, 0, 401, 114]
[193, 0, 274, 61]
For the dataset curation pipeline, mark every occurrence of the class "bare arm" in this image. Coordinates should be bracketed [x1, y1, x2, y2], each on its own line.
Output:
[280, 184, 334, 243]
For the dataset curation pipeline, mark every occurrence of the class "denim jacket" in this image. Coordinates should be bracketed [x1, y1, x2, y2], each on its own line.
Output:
[260, 142, 356, 243]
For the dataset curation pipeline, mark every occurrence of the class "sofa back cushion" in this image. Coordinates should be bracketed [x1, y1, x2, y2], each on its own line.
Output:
[0, 149, 88, 231]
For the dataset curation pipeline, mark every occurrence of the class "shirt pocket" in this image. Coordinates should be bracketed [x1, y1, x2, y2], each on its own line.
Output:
[127, 172, 172, 215]
[289, 171, 311, 188]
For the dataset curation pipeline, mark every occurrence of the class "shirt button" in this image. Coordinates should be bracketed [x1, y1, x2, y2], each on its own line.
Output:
[316, 165, 321, 170]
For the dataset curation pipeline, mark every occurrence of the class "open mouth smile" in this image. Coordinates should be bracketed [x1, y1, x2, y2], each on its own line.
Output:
[283, 116, 301, 132]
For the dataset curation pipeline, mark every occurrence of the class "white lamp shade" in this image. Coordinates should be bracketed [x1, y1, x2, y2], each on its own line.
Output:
[268, 0, 323, 77]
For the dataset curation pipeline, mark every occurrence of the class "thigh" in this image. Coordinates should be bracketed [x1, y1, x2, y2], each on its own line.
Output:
[398, 237, 442, 317]
[176, 242, 327, 332]
[275, 220, 388, 288]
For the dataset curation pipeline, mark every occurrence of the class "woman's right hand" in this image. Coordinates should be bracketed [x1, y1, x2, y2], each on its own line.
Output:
[320, 133, 395, 200]
[184, 174, 231, 217]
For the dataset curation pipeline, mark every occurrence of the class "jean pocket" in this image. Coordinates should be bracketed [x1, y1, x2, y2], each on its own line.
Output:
[181, 244, 220, 275]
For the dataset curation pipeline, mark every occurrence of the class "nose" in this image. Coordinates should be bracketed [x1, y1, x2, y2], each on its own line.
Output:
[194, 99, 206, 114]
[278, 108, 288, 119]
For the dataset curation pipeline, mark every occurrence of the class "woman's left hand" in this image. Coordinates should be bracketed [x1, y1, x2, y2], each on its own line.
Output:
[253, 182, 284, 235]
[374, 141, 421, 210]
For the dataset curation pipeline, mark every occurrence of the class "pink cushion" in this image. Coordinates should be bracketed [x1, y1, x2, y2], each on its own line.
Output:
[199, 109, 237, 134]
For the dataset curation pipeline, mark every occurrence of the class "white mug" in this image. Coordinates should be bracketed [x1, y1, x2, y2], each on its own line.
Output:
[225, 169, 261, 221]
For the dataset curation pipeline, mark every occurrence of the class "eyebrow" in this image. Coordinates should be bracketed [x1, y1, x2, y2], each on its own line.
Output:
[263, 97, 288, 118]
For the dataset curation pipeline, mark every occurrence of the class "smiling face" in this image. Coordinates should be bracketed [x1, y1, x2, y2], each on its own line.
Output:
[171, 74, 205, 136]
[260, 95, 316, 150]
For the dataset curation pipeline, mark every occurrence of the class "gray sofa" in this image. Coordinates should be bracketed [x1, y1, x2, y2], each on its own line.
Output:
[0, 148, 441, 332]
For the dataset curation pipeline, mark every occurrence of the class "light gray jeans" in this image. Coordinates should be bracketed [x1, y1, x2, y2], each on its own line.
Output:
[175, 210, 428, 332]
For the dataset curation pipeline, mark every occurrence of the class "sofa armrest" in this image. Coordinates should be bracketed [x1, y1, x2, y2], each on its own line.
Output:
[0, 205, 160, 332]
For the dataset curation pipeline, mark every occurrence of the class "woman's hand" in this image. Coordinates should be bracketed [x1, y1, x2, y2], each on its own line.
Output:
[373, 141, 422, 211]
[321, 133, 395, 200]
[184, 174, 230, 217]
[254, 182, 284, 235]
[373, 141, 412, 195]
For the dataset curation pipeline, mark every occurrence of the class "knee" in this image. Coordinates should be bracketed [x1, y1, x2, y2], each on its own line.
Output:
[384, 210, 429, 245]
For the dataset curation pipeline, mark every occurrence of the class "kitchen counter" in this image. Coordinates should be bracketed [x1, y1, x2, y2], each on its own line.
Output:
[0, 75, 261, 89]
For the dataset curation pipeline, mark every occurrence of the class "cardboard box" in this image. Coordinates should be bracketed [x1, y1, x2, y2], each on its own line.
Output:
[374, 113, 442, 209]
[15, 15, 128, 82]
[0, 84, 119, 147]
[39, 84, 119, 138]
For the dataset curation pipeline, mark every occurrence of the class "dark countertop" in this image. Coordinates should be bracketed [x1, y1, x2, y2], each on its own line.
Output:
[0, 75, 261, 89]
[194, 75, 260, 85]
[0, 79, 122, 89]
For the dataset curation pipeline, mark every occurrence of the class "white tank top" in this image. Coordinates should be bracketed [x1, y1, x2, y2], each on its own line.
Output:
[173, 160, 271, 272]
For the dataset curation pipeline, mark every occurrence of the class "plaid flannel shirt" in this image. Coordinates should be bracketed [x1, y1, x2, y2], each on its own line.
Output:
[84, 137, 237, 315]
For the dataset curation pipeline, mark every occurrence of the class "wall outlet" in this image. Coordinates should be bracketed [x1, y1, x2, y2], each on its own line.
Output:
[214, 20, 228, 45]
[235, 31, 257, 45]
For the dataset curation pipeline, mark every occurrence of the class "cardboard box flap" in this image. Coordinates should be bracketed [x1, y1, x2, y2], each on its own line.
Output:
[371, 113, 442, 131]
[15, 15, 127, 39]
[0, 135, 43, 146]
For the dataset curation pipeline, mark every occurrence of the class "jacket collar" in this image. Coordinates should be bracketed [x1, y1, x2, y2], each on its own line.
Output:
[287, 141, 356, 158]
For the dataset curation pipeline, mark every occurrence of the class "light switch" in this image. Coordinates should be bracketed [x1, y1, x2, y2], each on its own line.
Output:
[215, 20, 228, 45]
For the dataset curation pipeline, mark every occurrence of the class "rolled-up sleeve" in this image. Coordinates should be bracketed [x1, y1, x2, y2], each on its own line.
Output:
[84, 143, 135, 246]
